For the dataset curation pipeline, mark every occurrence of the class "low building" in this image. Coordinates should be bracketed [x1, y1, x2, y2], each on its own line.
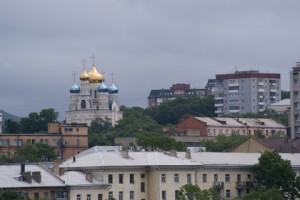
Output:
[58, 146, 300, 200]
[176, 116, 287, 138]
[232, 137, 300, 153]
[267, 98, 290, 113]
[147, 83, 205, 108]
[0, 123, 88, 161]
[0, 163, 67, 200]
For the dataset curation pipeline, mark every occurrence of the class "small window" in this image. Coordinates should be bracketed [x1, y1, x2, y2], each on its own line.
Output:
[226, 190, 231, 199]
[87, 194, 91, 200]
[141, 173, 145, 178]
[119, 174, 123, 184]
[225, 174, 230, 183]
[76, 194, 81, 200]
[108, 192, 113, 200]
[162, 190, 167, 200]
[161, 174, 166, 183]
[174, 174, 179, 183]
[187, 174, 191, 184]
[130, 174, 134, 184]
[108, 174, 113, 184]
[203, 174, 207, 183]
[130, 191, 134, 200]
[141, 182, 145, 192]
[118, 192, 123, 200]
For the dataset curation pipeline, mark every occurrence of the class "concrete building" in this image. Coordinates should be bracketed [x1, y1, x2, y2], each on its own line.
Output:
[210, 70, 281, 116]
[0, 123, 88, 161]
[267, 98, 290, 113]
[65, 62, 123, 126]
[58, 146, 300, 200]
[290, 63, 300, 139]
[0, 163, 67, 200]
[147, 83, 205, 108]
[176, 116, 287, 138]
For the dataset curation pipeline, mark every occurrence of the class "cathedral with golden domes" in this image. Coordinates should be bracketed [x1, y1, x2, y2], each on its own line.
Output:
[65, 60, 123, 126]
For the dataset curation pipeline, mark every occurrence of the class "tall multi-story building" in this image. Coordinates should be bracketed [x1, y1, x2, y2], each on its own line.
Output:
[210, 70, 281, 116]
[65, 61, 123, 126]
[290, 62, 300, 139]
[148, 83, 205, 108]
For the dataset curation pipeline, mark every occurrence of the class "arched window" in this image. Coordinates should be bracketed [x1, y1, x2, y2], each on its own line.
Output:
[81, 100, 86, 109]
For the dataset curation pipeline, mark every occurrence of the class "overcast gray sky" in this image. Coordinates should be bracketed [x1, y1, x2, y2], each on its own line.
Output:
[0, 0, 299, 120]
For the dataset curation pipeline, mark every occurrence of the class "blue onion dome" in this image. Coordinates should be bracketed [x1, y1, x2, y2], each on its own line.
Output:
[70, 83, 80, 93]
[108, 83, 118, 94]
[97, 82, 108, 93]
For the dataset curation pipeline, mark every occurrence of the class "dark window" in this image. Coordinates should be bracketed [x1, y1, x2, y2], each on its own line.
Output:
[81, 100, 86, 109]
[108, 174, 113, 184]
[141, 182, 145, 192]
[130, 174, 134, 184]
[119, 174, 123, 184]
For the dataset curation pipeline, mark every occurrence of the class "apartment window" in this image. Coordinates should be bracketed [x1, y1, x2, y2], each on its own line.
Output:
[130, 174, 134, 184]
[119, 192, 123, 200]
[161, 174, 166, 183]
[108, 192, 113, 200]
[225, 174, 230, 183]
[34, 193, 39, 200]
[44, 192, 48, 200]
[162, 190, 167, 200]
[175, 190, 180, 199]
[237, 174, 241, 182]
[238, 189, 242, 197]
[141, 182, 145, 192]
[98, 194, 103, 200]
[214, 174, 218, 182]
[119, 174, 123, 184]
[108, 174, 113, 184]
[130, 191, 134, 200]
[174, 174, 179, 183]
[203, 174, 207, 183]
[87, 194, 91, 200]
[226, 190, 231, 199]
[187, 174, 191, 184]
[76, 194, 81, 200]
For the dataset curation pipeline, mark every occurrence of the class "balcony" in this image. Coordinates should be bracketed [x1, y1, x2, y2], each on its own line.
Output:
[258, 88, 265, 92]
[228, 83, 239, 87]
[258, 82, 265, 86]
[258, 102, 264, 105]
[213, 181, 224, 189]
[236, 181, 256, 189]
[215, 110, 223, 114]
[215, 96, 224, 100]
[258, 95, 264, 99]
[229, 109, 240, 113]
[215, 103, 224, 107]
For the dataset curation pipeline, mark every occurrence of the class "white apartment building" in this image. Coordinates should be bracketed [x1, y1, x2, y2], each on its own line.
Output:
[212, 70, 281, 116]
[0, 112, 2, 134]
[59, 146, 300, 200]
[290, 62, 300, 139]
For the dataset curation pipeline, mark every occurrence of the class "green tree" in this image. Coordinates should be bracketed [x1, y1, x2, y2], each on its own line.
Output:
[0, 190, 27, 200]
[4, 119, 20, 133]
[176, 184, 219, 200]
[137, 132, 186, 151]
[281, 90, 290, 100]
[201, 134, 248, 152]
[253, 151, 300, 199]
[14, 143, 56, 162]
[39, 108, 59, 130]
[234, 188, 284, 200]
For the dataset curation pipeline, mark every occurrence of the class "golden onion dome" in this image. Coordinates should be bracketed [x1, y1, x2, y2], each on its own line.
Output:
[88, 65, 103, 83]
[79, 69, 89, 81]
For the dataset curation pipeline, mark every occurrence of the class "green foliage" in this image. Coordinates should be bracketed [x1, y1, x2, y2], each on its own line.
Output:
[14, 143, 57, 162]
[9, 108, 60, 133]
[0, 190, 27, 200]
[234, 188, 284, 200]
[253, 151, 300, 199]
[201, 134, 248, 152]
[4, 119, 20, 133]
[281, 90, 290, 100]
[137, 132, 186, 151]
[0, 154, 14, 164]
[176, 184, 219, 200]
[146, 96, 216, 125]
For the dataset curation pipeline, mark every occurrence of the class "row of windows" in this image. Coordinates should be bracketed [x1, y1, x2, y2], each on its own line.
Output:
[0, 138, 80, 147]
[161, 173, 192, 184]
[108, 173, 145, 184]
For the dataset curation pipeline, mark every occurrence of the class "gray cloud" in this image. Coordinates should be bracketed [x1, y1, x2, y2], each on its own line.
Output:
[0, 0, 299, 119]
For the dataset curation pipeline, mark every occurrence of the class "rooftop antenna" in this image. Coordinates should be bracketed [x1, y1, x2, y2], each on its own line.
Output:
[90, 54, 96, 66]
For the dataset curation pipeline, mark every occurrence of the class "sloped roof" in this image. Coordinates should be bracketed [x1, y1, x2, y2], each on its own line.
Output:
[0, 164, 65, 188]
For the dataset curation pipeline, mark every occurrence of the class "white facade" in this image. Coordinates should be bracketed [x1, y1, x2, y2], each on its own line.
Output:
[59, 147, 300, 200]
[213, 70, 281, 116]
[290, 63, 300, 139]
[65, 65, 123, 126]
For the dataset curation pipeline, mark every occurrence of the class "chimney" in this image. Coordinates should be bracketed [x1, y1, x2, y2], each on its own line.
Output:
[86, 172, 93, 182]
[20, 163, 25, 174]
[185, 149, 191, 159]
[122, 149, 129, 159]
[22, 171, 32, 183]
[32, 171, 41, 183]
[169, 150, 177, 157]
[59, 168, 65, 176]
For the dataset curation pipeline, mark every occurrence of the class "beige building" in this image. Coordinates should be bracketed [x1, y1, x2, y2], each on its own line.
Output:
[0, 123, 88, 161]
[58, 146, 300, 200]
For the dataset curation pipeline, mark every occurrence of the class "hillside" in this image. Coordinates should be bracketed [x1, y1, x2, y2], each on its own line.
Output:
[0, 110, 21, 122]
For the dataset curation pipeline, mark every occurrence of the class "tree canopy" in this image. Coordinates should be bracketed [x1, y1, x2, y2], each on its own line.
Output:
[14, 143, 57, 162]
[253, 151, 300, 199]
[176, 183, 219, 200]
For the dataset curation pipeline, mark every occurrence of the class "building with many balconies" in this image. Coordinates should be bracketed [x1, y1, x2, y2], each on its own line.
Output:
[208, 70, 281, 116]
[290, 62, 300, 139]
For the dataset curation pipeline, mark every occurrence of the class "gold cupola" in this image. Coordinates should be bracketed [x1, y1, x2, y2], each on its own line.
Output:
[88, 65, 103, 83]
[80, 69, 89, 81]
